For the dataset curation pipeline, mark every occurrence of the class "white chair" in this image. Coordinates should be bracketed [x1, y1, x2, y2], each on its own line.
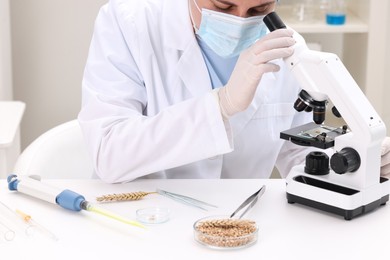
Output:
[13, 120, 94, 179]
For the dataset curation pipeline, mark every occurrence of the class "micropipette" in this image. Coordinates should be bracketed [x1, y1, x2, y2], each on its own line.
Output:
[7, 175, 145, 229]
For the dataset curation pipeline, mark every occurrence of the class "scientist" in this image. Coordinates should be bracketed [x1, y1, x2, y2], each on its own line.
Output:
[78, 0, 390, 183]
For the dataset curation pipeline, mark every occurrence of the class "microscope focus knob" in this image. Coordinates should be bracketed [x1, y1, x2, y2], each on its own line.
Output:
[330, 148, 361, 174]
[305, 151, 329, 175]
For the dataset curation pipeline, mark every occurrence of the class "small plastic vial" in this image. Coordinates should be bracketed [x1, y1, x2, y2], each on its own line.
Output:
[326, 0, 346, 25]
[292, 0, 320, 23]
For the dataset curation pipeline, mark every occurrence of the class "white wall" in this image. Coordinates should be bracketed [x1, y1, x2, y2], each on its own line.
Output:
[385, 2, 390, 129]
[0, 0, 13, 100]
[10, 0, 107, 148]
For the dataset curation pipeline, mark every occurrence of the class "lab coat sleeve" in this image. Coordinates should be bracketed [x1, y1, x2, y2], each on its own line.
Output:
[78, 2, 233, 183]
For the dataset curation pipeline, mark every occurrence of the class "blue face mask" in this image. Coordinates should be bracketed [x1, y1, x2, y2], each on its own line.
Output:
[190, 0, 269, 58]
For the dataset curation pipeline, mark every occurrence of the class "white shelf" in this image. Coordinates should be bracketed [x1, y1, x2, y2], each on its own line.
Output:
[0, 101, 25, 148]
[277, 7, 368, 33]
[0, 101, 25, 178]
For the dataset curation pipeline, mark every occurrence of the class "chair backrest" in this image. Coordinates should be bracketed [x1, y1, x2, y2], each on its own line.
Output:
[13, 120, 94, 179]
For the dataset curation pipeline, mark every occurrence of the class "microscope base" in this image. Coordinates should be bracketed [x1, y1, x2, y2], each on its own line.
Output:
[286, 174, 389, 220]
[287, 192, 389, 220]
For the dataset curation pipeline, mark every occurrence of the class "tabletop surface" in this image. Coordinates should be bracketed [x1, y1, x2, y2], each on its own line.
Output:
[0, 178, 389, 260]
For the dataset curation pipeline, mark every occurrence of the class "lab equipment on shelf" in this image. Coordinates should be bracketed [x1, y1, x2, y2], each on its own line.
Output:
[326, 0, 346, 25]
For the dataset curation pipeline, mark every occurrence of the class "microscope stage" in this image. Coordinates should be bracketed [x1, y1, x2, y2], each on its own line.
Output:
[280, 122, 347, 149]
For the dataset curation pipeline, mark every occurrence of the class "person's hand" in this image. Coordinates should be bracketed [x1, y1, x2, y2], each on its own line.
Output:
[217, 28, 296, 118]
[381, 137, 390, 177]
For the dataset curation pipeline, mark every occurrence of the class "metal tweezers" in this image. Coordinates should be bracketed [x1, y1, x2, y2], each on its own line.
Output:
[230, 185, 266, 219]
[156, 189, 218, 211]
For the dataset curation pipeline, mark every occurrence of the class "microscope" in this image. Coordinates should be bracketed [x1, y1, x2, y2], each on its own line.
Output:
[263, 12, 389, 220]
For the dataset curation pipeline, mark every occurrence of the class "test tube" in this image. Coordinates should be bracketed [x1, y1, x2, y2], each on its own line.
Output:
[0, 219, 15, 241]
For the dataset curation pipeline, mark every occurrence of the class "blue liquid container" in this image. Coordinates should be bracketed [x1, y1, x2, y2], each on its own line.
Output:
[326, 13, 346, 25]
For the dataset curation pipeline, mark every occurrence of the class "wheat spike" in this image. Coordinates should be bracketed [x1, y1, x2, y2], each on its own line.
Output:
[96, 191, 156, 202]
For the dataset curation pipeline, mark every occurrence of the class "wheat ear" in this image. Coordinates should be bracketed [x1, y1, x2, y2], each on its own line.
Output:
[96, 191, 157, 202]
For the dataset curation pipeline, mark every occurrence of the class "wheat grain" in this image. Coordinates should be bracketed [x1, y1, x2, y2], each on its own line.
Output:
[198, 219, 256, 229]
[195, 218, 258, 248]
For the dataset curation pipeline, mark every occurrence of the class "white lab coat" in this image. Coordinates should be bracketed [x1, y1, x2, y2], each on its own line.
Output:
[78, 0, 313, 183]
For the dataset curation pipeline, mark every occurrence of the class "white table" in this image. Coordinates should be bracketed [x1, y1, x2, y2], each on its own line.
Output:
[0, 178, 389, 260]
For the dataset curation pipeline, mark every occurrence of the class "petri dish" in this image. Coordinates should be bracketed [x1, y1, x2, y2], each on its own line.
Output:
[193, 215, 258, 250]
[136, 207, 170, 224]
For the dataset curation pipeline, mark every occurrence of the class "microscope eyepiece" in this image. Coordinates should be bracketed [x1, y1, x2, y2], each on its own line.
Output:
[264, 12, 287, 32]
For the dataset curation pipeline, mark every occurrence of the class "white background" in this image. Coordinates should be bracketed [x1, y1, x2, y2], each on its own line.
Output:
[1, 0, 390, 149]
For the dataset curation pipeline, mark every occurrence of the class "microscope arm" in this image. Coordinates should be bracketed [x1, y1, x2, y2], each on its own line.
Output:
[285, 33, 385, 144]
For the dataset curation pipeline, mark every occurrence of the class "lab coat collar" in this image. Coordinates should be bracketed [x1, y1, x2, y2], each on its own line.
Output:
[162, 0, 194, 51]
[162, 0, 212, 97]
